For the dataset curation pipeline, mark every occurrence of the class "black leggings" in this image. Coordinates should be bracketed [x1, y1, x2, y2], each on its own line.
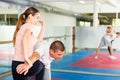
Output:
[12, 60, 45, 80]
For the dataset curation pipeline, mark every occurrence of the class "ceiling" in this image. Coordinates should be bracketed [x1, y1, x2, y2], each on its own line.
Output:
[29, 0, 120, 24]
[0, 0, 120, 24]
[38, 0, 120, 24]
[30, 0, 120, 13]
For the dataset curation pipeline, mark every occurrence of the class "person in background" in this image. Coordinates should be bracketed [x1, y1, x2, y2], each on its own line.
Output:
[12, 7, 45, 80]
[95, 26, 120, 59]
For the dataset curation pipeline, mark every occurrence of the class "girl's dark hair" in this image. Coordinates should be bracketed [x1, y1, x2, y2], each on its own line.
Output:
[50, 40, 65, 52]
[13, 7, 39, 45]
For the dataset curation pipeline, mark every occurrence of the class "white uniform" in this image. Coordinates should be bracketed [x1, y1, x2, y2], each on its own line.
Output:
[99, 32, 116, 47]
[34, 41, 54, 80]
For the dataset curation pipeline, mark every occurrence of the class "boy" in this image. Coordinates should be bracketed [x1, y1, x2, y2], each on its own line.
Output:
[16, 40, 65, 80]
[95, 26, 120, 59]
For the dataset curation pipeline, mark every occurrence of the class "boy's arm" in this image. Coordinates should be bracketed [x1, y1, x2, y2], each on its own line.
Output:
[29, 52, 40, 64]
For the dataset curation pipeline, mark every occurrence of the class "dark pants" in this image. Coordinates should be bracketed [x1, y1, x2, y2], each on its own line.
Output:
[108, 40, 114, 55]
[12, 60, 45, 80]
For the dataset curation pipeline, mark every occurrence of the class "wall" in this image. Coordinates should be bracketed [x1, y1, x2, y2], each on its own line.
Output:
[75, 26, 120, 50]
[40, 11, 76, 27]
[0, 26, 73, 53]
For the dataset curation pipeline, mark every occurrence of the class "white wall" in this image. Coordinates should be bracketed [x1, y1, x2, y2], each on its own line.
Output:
[75, 27, 120, 50]
[40, 11, 76, 27]
[0, 26, 73, 53]
[0, 26, 15, 41]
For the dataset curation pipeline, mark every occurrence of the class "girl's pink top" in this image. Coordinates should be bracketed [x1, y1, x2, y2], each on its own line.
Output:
[13, 23, 37, 62]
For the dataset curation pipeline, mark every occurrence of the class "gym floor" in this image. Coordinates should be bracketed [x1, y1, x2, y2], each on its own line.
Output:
[1, 46, 120, 80]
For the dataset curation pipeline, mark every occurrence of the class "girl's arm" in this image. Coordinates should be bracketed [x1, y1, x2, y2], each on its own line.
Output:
[23, 29, 33, 67]
[37, 19, 45, 42]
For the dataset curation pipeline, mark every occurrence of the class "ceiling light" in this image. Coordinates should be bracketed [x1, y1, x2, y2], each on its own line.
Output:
[79, 0, 85, 4]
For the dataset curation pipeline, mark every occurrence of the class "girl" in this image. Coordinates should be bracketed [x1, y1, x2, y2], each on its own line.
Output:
[12, 7, 45, 80]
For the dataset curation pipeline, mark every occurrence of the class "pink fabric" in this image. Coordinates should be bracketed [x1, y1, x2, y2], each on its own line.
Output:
[0, 48, 14, 61]
[13, 23, 37, 62]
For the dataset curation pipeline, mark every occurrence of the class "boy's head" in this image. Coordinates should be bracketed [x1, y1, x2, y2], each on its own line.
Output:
[49, 40, 65, 60]
[106, 26, 113, 33]
[116, 32, 120, 38]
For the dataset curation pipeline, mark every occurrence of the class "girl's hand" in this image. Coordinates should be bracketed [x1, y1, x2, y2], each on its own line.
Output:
[16, 63, 32, 75]
[39, 19, 45, 27]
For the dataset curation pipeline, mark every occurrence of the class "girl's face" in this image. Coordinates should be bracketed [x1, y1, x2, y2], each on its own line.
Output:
[31, 12, 40, 25]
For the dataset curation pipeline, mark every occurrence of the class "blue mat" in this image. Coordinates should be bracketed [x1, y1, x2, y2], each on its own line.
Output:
[1, 50, 120, 80]
[1, 72, 120, 80]
[0, 76, 13, 80]
[0, 67, 11, 74]
[51, 50, 120, 74]
[52, 71, 120, 80]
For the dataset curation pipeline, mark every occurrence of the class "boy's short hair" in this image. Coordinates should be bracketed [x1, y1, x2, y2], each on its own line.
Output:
[107, 26, 112, 29]
[50, 40, 65, 52]
[116, 32, 120, 34]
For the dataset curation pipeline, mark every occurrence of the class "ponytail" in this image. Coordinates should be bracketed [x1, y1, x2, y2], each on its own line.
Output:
[13, 13, 25, 45]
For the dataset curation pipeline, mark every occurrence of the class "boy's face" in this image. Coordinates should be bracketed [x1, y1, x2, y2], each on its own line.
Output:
[116, 33, 120, 38]
[106, 28, 113, 33]
[50, 49, 64, 60]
